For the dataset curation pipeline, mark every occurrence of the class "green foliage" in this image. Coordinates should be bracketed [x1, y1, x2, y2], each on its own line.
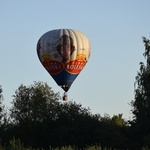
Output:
[10, 81, 60, 124]
[0, 85, 4, 121]
[112, 114, 127, 127]
[0, 81, 131, 149]
[130, 36, 150, 147]
[0, 85, 7, 142]
[3, 81, 130, 149]
[8, 138, 25, 150]
[2, 139, 143, 150]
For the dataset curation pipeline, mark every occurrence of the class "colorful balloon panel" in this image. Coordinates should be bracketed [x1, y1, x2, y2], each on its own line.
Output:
[37, 29, 91, 92]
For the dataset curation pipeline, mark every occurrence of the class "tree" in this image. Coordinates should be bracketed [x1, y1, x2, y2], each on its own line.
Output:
[112, 114, 127, 127]
[130, 37, 150, 147]
[9, 81, 61, 148]
[0, 85, 8, 146]
[51, 101, 100, 147]
[0, 85, 3, 123]
[0, 85, 5, 126]
[10, 81, 60, 124]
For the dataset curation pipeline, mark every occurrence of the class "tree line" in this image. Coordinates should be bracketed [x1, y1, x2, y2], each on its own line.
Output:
[0, 37, 150, 149]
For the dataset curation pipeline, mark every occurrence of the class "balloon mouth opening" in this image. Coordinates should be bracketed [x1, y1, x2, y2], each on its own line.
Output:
[60, 84, 71, 92]
[60, 85, 70, 101]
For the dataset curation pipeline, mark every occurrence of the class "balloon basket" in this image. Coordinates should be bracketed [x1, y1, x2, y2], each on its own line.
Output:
[63, 92, 68, 101]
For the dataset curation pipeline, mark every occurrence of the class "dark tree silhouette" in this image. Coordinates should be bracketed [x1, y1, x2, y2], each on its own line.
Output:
[0, 81, 129, 149]
[130, 37, 150, 147]
[0, 85, 3, 124]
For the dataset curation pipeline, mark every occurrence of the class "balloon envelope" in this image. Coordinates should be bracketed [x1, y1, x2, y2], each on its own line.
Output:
[37, 29, 91, 92]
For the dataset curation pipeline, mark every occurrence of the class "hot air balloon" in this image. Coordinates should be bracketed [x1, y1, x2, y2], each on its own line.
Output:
[37, 29, 91, 100]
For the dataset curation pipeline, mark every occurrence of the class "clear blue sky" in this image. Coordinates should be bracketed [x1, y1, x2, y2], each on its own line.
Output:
[1, 1, 150, 120]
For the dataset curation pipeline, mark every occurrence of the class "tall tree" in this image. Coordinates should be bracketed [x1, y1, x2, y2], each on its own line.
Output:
[0, 85, 7, 145]
[0, 85, 4, 125]
[9, 81, 61, 148]
[130, 37, 150, 147]
[10, 81, 60, 124]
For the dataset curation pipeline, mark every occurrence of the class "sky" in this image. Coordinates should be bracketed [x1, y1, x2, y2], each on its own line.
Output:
[1, 1, 150, 120]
